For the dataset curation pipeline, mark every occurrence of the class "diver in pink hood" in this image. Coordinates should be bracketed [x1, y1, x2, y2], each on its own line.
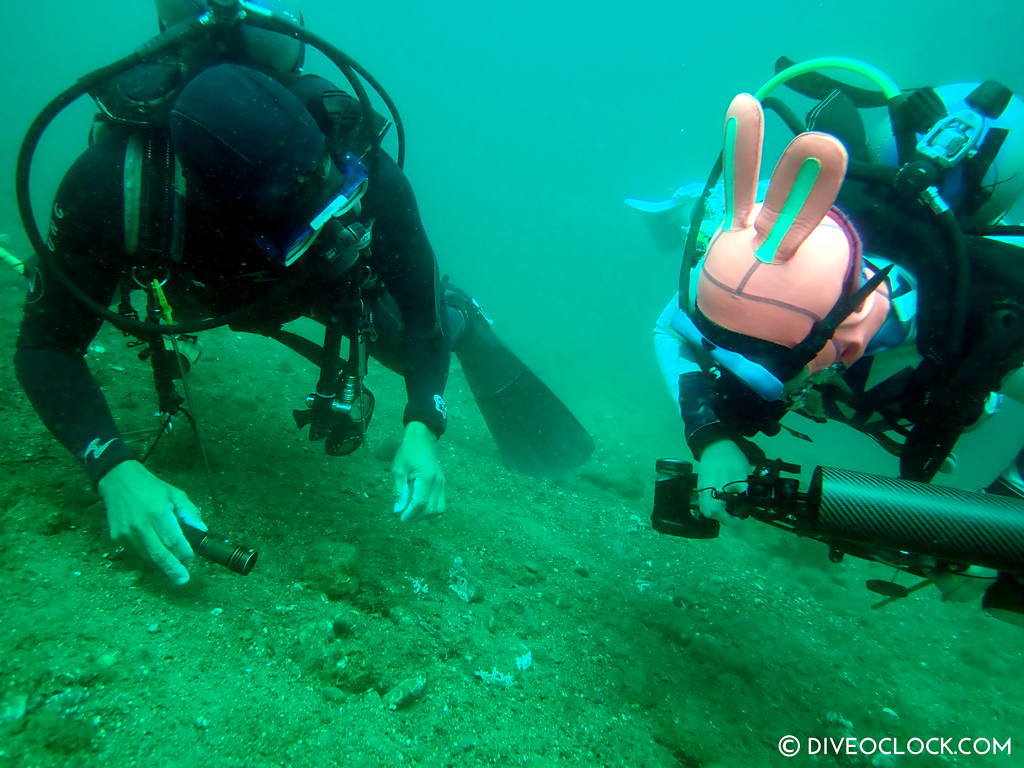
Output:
[638, 59, 1024, 611]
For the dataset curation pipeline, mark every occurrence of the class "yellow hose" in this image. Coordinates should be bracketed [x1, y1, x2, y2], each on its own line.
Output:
[754, 57, 902, 103]
[151, 278, 176, 324]
[0, 245, 26, 276]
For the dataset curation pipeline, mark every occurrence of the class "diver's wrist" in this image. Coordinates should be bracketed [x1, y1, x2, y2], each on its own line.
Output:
[404, 420, 439, 442]
[687, 422, 738, 461]
[84, 438, 137, 490]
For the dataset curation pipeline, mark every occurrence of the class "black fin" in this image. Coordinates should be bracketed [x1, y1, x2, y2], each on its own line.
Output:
[454, 310, 594, 477]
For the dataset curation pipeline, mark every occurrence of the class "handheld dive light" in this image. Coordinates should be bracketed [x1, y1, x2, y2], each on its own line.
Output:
[182, 524, 258, 575]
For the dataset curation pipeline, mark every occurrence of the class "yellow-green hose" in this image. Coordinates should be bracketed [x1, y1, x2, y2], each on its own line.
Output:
[0, 245, 26, 277]
[754, 57, 901, 103]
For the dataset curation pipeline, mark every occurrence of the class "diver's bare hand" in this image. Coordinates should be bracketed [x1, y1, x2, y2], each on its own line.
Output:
[98, 460, 206, 585]
[391, 422, 446, 523]
[697, 439, 751, 524]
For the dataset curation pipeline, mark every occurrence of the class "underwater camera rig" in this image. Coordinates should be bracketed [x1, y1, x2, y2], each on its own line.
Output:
[651, 459, 1024, 620]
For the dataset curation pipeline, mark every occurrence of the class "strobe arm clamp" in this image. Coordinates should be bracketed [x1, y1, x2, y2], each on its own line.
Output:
[651, 458, 808, 540]
[734, 459, 804, 522]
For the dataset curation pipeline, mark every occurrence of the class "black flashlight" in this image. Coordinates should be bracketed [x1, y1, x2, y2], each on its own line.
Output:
[182, 525, 258, 575]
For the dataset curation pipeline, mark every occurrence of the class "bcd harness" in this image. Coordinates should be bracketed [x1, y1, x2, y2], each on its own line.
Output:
[95, 58, 387, 455]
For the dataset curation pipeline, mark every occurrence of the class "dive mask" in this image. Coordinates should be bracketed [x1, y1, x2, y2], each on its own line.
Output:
[278, 152, 369, 267]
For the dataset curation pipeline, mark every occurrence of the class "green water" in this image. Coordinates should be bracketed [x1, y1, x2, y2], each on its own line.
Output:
[1, 1, 1022, 766]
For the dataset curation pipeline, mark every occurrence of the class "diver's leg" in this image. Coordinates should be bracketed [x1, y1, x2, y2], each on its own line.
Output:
[356, 291, 461, 375]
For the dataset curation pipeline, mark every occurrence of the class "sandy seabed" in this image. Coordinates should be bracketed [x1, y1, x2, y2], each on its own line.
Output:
[0, 269, 1020, 768]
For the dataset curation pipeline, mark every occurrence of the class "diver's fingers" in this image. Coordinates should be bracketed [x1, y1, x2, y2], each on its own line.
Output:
[417, 475, 446, 520]
[399, 477, 430, 523]
[392, 471, 411, 516]
[393, 482, 411, 517]
[171, 490, 206, 532]
[699, 489, 741, 527]
[699, 490, 726, 523]
[134, 526, 190, 585]
[714, 482, 746, 527]
[153, 509, 195, 564]
[434, 479, 447, 517]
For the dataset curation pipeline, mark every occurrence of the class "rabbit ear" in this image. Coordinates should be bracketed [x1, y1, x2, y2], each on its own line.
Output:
[722, 93, 763, 231]
[754, 132, 848, 263]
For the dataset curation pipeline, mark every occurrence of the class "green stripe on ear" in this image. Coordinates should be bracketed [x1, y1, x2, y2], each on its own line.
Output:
[756, 157, 821, 263]
[722, 116, 737, 228]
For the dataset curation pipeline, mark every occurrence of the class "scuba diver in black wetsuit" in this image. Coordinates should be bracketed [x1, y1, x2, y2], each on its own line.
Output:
[635, 58, 1024, 618]
[11, 0, 593, 586]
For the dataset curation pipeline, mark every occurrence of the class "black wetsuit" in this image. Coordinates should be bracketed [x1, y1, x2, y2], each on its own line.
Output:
[15, 130, 451, 485]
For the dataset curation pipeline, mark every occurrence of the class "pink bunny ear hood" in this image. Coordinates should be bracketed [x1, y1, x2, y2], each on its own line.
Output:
[696, 94, 891, 375]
